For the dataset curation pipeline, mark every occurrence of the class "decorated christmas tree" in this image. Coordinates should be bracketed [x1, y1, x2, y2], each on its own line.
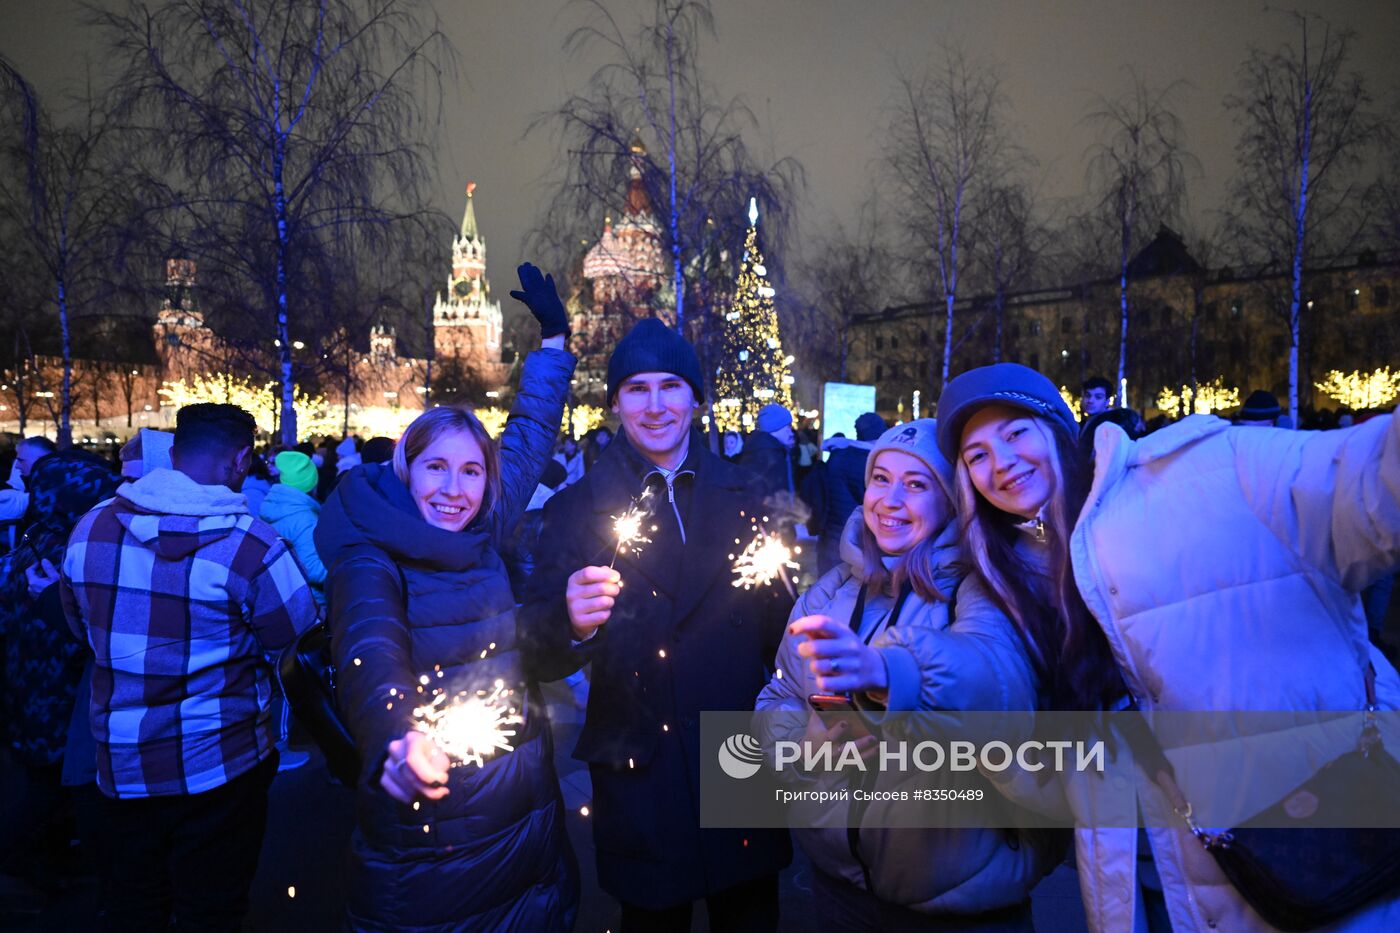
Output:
[712, 198, 795, 433]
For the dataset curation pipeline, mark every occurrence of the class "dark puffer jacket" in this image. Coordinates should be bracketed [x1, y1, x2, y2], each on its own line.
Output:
[739, 429, 794, 499]
[316, 348, 578, 933]
[817, 441, 870, 573]
[0, 451, 120, 766]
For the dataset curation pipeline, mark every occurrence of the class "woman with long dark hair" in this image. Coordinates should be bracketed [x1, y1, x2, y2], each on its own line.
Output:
[936, 362, 1400, 932]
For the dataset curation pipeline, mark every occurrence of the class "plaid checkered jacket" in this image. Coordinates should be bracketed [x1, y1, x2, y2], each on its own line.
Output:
[61, 467, 318, 798]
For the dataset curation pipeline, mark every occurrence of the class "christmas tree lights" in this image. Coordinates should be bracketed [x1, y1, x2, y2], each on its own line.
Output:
[1057, 386, 1083, 421]
[712, 198, 795, 433]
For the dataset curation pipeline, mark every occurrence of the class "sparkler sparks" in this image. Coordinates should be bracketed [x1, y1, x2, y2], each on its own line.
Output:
[610, 492, 655, 567]
[413, 679, 523, 768]
[730, 526, 798, 599]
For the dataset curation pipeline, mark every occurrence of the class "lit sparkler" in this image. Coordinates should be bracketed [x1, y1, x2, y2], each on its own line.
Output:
[413, 679, 523, 768]
[610, 492, 655, 567]
[730, 527, 798, 600]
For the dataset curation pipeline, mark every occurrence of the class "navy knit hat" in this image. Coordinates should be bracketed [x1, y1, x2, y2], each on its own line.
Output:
[755, 403, 792, 433]
[606, 318, 704, 405]
[1239, 390, 1281, 422]
[854, 412, 887, 442]
[935, 363, 1079, 462]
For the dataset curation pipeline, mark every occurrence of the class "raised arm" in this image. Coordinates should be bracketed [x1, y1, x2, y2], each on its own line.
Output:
[493, 263, 576, 535]
[1234, 412, 1400, 591]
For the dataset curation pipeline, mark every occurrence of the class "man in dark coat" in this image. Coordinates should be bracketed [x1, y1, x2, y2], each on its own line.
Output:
[520, 318, 792, 931]
[739, 403, 796, 499]
[815, 411, 885, 575]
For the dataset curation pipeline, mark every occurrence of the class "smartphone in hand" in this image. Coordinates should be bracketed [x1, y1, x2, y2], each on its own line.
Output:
[807, 693, 856, 713]
[807, 693, 872, 739]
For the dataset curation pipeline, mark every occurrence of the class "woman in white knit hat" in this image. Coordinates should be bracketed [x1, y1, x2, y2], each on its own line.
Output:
[756, 419, 1054, 931]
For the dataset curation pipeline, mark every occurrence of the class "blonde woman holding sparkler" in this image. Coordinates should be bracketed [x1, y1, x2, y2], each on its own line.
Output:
[756, 419, 1055, 931]
[315, 264, 579, 933]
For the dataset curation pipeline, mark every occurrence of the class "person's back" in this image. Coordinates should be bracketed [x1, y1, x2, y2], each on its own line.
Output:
[60, 403, 317, 932]
[817, 414, 885, 575]
[65, 425, 316, 796]
[260, 450, 327, 607]
[818, 444, 868, 567]
[740, 404, 797, 500]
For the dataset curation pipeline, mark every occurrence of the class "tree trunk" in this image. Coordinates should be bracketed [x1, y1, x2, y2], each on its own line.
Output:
[838, 320, 849, 383]
[1188, 287, 1201, 416]
[1117, 260, 1129, 407]
[993, 290, 1005, 364]
[122, 371, 134, 427]
[274, 142, 296, 446]
[57, 274, 73, 447]
[1288, 75, 1313, 429]
[665, 17, 684, 333]
[940, 208, 961, 390]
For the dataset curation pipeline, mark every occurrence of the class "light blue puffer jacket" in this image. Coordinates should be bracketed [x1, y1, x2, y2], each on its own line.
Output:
[260, 482, 326, 606]
[755, 512, 1054, 914]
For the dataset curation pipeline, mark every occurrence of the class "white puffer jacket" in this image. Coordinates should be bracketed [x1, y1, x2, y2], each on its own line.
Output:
[996, 412, 1400, 933]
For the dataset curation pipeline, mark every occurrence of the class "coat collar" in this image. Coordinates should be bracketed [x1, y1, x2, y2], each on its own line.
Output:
[589, 429, 761, 624]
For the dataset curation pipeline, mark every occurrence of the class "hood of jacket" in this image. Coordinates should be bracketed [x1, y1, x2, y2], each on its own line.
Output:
[108, 467, 251, 560]
[315, 462, 492, 574]
[259, 481, 321, 525]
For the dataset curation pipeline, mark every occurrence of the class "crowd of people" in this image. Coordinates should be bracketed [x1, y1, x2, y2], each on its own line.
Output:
[0, 259, 1397, 933]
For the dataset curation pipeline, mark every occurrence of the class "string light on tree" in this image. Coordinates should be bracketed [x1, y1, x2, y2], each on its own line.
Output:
[1315, 368, 1400, 411]
[1155, 378, 1241, 418]
[159, 375, 338, 436]
[712, 198, 795, 433]
[469, 405, 606, 440]
[1057, 386, 1083, 421]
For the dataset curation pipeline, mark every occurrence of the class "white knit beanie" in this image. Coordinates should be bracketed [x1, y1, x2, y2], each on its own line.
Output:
[864, 418, 956, 504]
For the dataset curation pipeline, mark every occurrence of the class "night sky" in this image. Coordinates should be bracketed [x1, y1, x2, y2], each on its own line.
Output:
[3, 0, 1397, 296]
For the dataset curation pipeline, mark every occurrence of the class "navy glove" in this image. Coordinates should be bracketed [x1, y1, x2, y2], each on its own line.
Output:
[510, 263, 570, 340]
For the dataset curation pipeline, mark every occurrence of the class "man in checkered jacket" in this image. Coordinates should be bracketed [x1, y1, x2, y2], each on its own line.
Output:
[61, 403, 319, 932]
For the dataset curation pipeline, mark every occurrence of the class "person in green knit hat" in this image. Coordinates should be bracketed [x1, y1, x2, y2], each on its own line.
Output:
[260, 450, 327, 607]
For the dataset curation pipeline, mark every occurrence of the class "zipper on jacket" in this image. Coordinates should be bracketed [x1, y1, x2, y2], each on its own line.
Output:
[664, 473, 686, 544]
[643, 469, 691, 545]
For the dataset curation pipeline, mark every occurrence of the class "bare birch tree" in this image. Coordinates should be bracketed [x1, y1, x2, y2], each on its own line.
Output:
[1226, 14, 1382, 423]
[1084, 75, 1197, 407]
[884, 45, 1011, 389]
[970, 180, 1044, 364]
[797, 193, 893, 384]
[96, 0, 453, 445]
[0, 61, 137, 447]
[531, 0, 802, 345]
